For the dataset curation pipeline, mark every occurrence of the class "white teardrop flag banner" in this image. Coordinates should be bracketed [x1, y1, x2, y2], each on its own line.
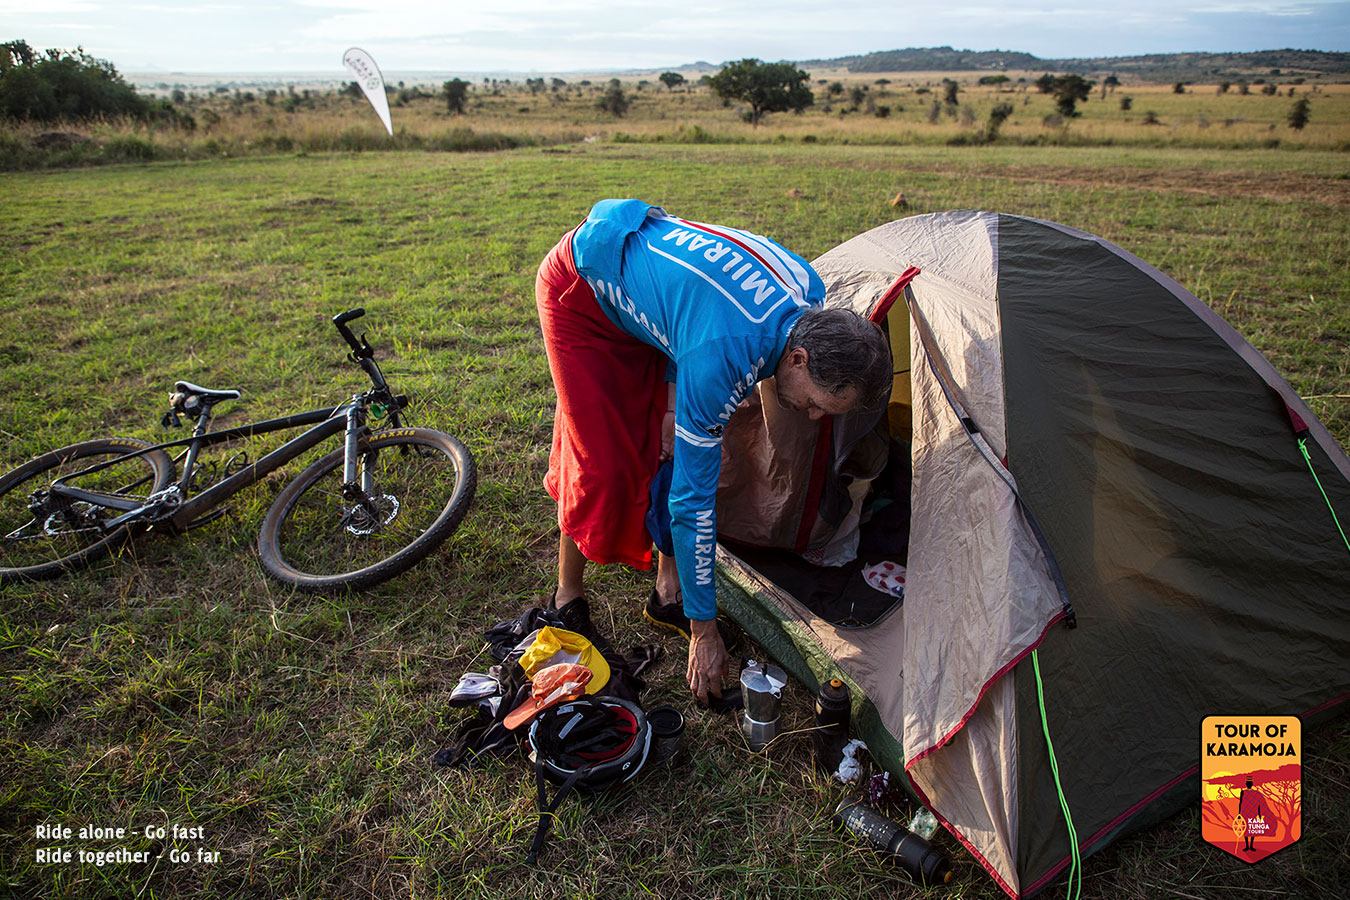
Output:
[342, 47, 393, 136]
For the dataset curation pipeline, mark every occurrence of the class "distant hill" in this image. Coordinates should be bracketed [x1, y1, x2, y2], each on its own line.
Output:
[796, 46, 1350, 81]
[1050, 49, 1350, 81]
[799, 46, 1040, 72]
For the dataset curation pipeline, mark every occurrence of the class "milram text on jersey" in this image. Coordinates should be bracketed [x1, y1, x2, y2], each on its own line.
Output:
[570, 199, 826, 620]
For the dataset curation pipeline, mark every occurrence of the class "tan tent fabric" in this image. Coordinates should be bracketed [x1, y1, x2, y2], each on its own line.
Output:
[907, 675, 1023, 896]
[715, 211, 1064, 893]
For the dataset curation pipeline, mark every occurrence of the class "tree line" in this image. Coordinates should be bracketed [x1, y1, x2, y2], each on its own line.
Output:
[1, 40, 1317, 135]
[0, 40, 187, 125]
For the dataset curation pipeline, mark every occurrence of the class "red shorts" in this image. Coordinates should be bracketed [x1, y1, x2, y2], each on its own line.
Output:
[536, 228, 668, 569]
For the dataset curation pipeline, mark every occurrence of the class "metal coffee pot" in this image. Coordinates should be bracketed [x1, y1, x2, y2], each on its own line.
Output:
[740, 661, 787, 751]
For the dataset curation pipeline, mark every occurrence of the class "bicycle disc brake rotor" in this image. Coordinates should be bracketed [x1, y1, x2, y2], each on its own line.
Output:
[342, 494, 399, 536]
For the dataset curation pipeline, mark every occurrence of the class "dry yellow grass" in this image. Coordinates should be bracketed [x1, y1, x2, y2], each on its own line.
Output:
[6, 71, 1348, 163]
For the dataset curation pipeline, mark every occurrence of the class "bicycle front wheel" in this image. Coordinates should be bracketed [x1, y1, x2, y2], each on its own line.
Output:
[257, 427, 476, 591]
[0, 437, 176, 584]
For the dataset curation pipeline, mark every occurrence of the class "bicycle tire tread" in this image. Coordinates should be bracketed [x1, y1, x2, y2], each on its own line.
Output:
[0, 437, 176, 584]
[256, 428, 476, 591]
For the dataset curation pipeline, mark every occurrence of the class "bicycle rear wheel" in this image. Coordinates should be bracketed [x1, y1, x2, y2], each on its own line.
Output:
[0, 438, 176, 584]
[257, 427, 476, 591]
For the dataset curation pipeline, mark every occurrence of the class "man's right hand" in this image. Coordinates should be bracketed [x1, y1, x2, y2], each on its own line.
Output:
[687, 618, 729, 705]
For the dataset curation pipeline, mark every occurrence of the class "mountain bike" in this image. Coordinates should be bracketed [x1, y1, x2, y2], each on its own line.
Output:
[0, 308, 476, 591]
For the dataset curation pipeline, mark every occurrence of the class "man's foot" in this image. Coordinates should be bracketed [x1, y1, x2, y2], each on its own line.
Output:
[643, 589, 738, 648]
[546, 591, 599, 642]
[643, 589, 691, 639]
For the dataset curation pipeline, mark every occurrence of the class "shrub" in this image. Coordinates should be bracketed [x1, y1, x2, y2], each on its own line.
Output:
[101, 135, 157, 162]
[983, 102, 1014, 141]
[596, 79, 628, 117]
[1287, 98, 1311, 130]
[425, 127, 525, 152]
[0, 40, 152, 122]
[874, 105, 890, 118]
[1262, 83, 1278, 96]
[255, 134, 294, 153]
[677, 124, 713, 143]
[1142, 110, 1160, 125]
[443, 78, 469, 114]
[1120, 96, 1133, 111]
[0, 130, 40, 169]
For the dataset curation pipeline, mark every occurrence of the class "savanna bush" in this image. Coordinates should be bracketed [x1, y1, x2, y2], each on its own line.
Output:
[101, 135, 157, 162]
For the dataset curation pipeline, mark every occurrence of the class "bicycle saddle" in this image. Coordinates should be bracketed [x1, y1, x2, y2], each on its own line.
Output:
[173, 381, 242, 403]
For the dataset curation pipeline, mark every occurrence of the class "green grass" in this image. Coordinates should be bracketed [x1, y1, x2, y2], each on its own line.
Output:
[1, 145, 1347, 899]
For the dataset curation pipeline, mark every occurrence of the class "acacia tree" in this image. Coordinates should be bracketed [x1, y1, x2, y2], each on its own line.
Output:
[1051, 74, 1093, 117]
[658, 71, 685, 91]
[707, 58, 813, 127]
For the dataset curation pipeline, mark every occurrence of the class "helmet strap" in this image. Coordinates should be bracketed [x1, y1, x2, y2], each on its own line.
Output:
[527, 757, 592, 863]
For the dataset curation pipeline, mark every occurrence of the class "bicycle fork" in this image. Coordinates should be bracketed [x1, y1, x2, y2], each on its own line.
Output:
[340, 397, 392, 533]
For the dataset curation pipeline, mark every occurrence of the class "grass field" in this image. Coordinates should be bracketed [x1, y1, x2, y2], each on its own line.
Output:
[1, 143, 1348, 900]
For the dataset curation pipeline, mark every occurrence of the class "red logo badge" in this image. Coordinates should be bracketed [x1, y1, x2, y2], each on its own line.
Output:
[1200, 716, 1301, 863]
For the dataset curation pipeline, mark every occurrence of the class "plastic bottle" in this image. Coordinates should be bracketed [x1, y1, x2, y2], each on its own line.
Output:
[813, 678, 851, 773]
[833, 798, 952, 886]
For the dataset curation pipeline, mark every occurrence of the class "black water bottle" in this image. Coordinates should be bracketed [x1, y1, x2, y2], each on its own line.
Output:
[833, 798, 952, 886]
[813, 678, 851, 773]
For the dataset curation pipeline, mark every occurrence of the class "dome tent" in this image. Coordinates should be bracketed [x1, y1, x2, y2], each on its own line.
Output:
[712, 211, 1350, 897]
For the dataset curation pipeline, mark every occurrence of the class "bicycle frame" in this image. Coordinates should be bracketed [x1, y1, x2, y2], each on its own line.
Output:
[37, 307, 406, 537]
[44, 404, 348, 532]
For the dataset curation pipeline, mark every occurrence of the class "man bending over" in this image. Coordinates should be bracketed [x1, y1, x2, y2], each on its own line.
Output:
[535, 199, 890, 703]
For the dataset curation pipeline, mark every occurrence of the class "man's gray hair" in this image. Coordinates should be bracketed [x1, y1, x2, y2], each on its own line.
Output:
[786, 307, 892, 410]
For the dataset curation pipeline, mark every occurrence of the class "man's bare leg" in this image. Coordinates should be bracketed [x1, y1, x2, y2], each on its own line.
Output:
[655, 551, 680, 607]
[556, 532, 586, 607]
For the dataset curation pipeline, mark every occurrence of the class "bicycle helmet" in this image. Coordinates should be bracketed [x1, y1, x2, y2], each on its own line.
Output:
[524, 696, 651, 861]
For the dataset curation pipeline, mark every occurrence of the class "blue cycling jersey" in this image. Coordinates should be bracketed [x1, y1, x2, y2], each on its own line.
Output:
[571, 199, 825, 621]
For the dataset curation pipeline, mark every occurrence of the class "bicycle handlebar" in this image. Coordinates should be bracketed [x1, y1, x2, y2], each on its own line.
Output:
[332, 308, 368, 357]
[331, 309, 397, 414]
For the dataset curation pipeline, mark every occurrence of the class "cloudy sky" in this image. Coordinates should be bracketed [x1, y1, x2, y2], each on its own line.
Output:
[6, 0, 1349, 74]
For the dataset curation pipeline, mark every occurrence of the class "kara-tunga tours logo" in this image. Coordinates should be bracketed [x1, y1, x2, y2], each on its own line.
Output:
[1200, 716, 1301, 863]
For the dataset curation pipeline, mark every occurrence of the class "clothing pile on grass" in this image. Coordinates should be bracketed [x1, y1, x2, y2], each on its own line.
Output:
[434, 599, 668, 860]
[435, 599, 662, 769]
